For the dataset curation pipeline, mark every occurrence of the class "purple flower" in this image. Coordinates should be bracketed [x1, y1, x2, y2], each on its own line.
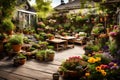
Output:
[109, 62, 114, 67]
[117, 49, 120, 54]
[110, 66, 119, 70]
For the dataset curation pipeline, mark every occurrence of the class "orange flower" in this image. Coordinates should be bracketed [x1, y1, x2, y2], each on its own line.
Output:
[114, 63, 117, 66]
[95, 66, 101, 72]
[85, 72, 90, 77]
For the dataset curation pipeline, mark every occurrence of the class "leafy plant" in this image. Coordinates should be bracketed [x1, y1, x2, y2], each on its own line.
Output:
[9, 34, 23, 45]
[2, 19, 15, 32]
[46, 49, 55, 54]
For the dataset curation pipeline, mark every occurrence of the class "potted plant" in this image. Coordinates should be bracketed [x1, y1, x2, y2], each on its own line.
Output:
[13, 53, 26, 66]
[0, 33, 7, 52]
[61, 32, 67, 37]
[46, 49, 55, 61]
[0, 33, 7, 42]
[38, 41, 48, 50]
[36, 50, 45, 61]
[4, 42, 12, 55]
[9, 34, 23, 52]
[58, 56, 87, 79]
[47, 33, 54, 40]
[2, 19, 15, 35]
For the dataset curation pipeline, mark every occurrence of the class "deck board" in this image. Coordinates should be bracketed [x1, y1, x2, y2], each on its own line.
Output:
[0, 45, 84, 80]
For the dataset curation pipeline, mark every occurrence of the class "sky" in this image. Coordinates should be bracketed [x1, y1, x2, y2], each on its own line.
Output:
[30, 0, 68, 8]
[51, 0, 68, 7]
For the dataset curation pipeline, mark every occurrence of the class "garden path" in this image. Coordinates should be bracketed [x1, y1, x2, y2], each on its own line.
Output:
[0, 45, 84, 80]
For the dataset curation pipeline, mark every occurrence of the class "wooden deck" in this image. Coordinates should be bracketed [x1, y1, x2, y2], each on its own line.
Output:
[0, 45, 84, 80]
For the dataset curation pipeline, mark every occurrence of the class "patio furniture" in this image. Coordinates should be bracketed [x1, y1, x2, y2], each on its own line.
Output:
[59, 36, 75, 48]
[46, 38, 67, 51]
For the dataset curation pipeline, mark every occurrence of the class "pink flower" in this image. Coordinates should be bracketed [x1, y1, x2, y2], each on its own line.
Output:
[109, 32, 117, 37]
[114, 25, 118, 30]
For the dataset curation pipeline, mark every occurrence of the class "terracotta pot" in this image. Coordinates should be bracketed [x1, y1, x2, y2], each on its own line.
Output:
[19, 58, 26, 65]
[14, 58, 26, 66]
[0, 43, 3, 52]
[36, 55, 44, 61]
[7, 30, 13, 35]
[62, 70, 79, 79]
[48, 54, 55, 61]
[49, 36, 54, 40]
[12, 44, 22, 52]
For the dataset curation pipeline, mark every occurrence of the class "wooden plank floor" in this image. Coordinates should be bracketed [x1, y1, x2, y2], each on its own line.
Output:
[0, 45, 84, 80]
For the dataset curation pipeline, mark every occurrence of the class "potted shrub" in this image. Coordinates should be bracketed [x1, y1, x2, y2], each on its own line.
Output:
[36, 50, 45, 61]
[0, 33, 7, 42]
[2, 19, 15, 35]
[46, 49, 55, 61]
[47, 33, 54, 40]
[38, 41, 48, 50]
[0, 33, 7, 52]
[9, 34, 23, 52]
[61, 32, 67, 37]
[4, 42, 12, 55]
[58, 56, 87, 79]
[13, 53, 26, 66]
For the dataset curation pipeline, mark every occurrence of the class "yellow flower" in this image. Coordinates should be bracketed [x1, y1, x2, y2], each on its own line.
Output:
[95, 57, 101, 62]
[88, 54, 91, 57]
[101, 71, 107, 76]
[95, 66, 101, 72]
[100, 70, 105, 73]
[85, 72, 90, 77]
[88, 57, 96, 63]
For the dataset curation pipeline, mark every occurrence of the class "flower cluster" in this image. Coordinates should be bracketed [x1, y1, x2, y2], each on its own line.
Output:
[109, 25, 120, 38]
[37, 22, 45, 28]
[88, 57, 101, 63]
[59, 56, 87, 71]
[84, 54, 120, 80]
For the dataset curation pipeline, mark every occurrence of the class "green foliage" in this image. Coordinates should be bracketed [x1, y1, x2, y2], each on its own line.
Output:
[47, 45, 54, 50]
[36, 50, 46, 58]
[9, 34, 23, 45]
[34, 0, 53, 18]
[0, 0, 17, 19]
[92, 27, 100, 34]
[15, 53, 26, 59]
[47, 33, 54, 37]
[46, 49, 55, 54]
[2, 19, 15, 32]
[4, 42, 12, 51]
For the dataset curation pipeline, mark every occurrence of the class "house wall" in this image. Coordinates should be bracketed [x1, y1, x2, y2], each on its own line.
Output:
[17, 10, 37, 29]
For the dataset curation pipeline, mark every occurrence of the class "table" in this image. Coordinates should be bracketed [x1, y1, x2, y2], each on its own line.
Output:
[46, 38, 67, 51]
[59, 36, 75, 48]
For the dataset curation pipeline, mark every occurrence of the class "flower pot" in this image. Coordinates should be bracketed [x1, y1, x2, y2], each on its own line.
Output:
[19, 58, 26, 65]
[49, 36, 54, 40]
[7, 30, 13, 35]
[12, 44, 22, 52]
[36, 55, 44, 61]
[48, 54, 55, 61]
[0, 43, 3, 52]
[14, 58, 26, 66]
[61, 70, 80, 79]
[53, 73, 59, 80]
